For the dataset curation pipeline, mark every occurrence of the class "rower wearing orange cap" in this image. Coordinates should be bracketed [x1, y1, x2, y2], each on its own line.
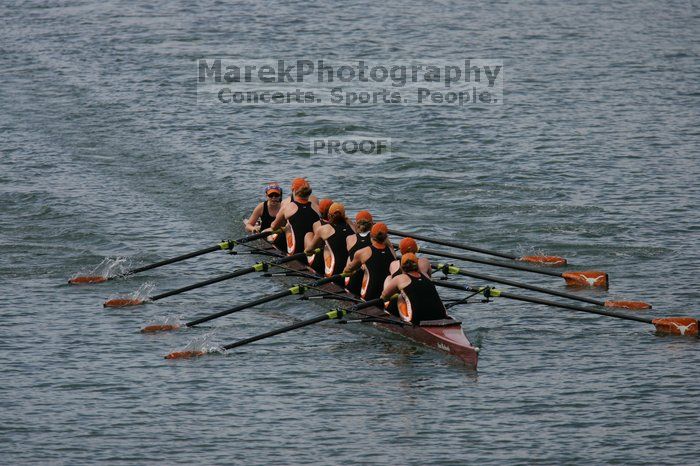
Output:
[304, 202, 354, 280]
[384, 237, 432, 316]
[318, 199, 333, 225]
[381, 253, 448, 324]
[282, 178, 319, 207]
[244, 183, 286, 251]
[387, 237, 432, 278]
[345, 210, 374, 296]
[270, 178, 321, 257]
[343, 222, 396, 301]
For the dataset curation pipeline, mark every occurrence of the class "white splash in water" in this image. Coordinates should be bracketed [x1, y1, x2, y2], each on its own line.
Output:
[70, 256, 129, 280]
[105, 282, 156, 303]
[182, 331, 222, 355]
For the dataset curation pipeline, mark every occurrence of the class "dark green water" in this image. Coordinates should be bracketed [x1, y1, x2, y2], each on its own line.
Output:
[1, 1, 699, 464]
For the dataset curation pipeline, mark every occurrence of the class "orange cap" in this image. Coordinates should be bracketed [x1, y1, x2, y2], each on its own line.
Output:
[291, 178, 310, 193]
[371, 222, 388, 238]
[319, 199, 333, 216]
[355, 210, 373, 223]
[399, 237, 418, 255]
[401, 253, 418, 267]
[328, 202, 345, 217]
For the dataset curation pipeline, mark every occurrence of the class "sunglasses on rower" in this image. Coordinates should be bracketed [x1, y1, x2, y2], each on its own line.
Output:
[267, 193, 281, 199]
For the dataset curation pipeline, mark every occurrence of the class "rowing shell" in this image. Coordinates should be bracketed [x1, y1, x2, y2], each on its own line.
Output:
[257, 242, 479, 369]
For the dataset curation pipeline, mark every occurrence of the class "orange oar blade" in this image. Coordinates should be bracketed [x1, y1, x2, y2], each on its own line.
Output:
[68, 276, 108, 284]
[140, 323, 181, 333]
[562, 271, 609, 288]
[604, 300, 652, 310]
[652, 317, 698, 336]
[164, 350, 206, 360]
[103, 298, 144, 308]
[520, 255, 567, 266]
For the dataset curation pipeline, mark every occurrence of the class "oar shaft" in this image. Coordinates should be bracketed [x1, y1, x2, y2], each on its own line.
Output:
[433, 265, 604, 306]
[186, 274, 342, 327]
[150, 252, 307, 302]
[188, 289, 292, 327]
[122, 230, 274, 276]
[223, 313, 333, 350]
[151, 266, 255, 301]
[423, 247, 562, 278]
[433, 280, 652, 324]
[128, 245, 221, 275]
[221, 298, 384, 351]
[389, 229, 518, 260]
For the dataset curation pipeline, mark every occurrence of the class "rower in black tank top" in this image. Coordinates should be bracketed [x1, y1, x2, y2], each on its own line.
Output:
[286, 200, 320, 256]
[260, 201, 287, 251]
[324, 220, 353, 278]
[361, 243, 394, 301]
[345, 232, 371, 295]
[399, 272, 448, 323]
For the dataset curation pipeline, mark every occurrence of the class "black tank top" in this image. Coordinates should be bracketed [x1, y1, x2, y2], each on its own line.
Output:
[260, 201, 286, 251]
[324, 220, 353, 277]
[361, 243, 394, 301]
[286, 200, 320, 255]
[260, 201, 275, 230]
[346, 232, 371, 296]
[400, 272, 447, 323]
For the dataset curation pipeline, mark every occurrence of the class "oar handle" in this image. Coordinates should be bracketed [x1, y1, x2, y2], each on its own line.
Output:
[422, 247, 563, 278]
[388, 229, 518, 260]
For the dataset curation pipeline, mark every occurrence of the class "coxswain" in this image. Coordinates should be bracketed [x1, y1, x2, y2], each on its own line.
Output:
[304, 202, 354, 281]
[344, 210, 373, 295]
[343, 222, 396, 301]
[381, 253, 448, 324]
[243, 183, 286, 251]
[270, 178, 321, 258]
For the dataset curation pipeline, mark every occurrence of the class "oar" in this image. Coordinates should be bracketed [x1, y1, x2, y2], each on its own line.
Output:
[388, 228, 567, 266]
[433, 280, 697, 337]
[104, 249, 317, 308]
[69, 229, 282, 284]
[143, 272, 347, 332]
[434, 263, 650, 310]
[422, 247, 608, 288]
[164, 298, 384, 359]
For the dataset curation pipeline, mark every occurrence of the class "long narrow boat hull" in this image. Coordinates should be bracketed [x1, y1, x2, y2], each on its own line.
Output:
[259, 242, 479, 369]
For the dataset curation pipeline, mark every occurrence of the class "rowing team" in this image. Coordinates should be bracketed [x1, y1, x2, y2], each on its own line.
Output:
[244, 178, 449, 324]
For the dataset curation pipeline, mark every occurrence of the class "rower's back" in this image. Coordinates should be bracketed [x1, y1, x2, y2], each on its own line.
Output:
[286, 199, 320, 255]
[398, 271, 448, 323]
[361, 242, 394, 301]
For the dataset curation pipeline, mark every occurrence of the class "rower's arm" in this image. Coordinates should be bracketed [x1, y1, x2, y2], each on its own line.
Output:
[269, 205, 287, 231]
[346, 234, 357, 251]
[386, 239, 397, 259]
[343, 247, 367, 273]
[381, 276, 401, 301]
[244, 203, 264, 233]
[304, 227, 324, 254]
